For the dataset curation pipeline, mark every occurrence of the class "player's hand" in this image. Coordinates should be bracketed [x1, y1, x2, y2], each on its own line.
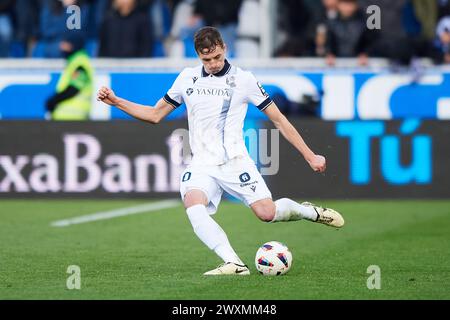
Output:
[307, 154, 326, 173]
[97, 86, 119, 106]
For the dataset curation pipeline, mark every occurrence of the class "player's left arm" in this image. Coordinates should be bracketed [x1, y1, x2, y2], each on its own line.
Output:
[263, 103, 326, 173]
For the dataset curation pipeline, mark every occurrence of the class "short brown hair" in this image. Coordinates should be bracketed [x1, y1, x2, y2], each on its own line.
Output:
[194, 26, 225, 54]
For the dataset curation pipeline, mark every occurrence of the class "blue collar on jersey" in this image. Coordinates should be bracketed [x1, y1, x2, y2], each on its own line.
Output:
[201, 59, 232, 77]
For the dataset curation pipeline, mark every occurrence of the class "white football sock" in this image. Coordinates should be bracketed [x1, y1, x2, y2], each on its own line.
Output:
[272, 198, 318, 222]
[186, 204, 244, 265]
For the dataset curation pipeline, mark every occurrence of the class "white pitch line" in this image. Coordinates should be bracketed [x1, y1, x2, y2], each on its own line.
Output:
[50, 200, 180, 227]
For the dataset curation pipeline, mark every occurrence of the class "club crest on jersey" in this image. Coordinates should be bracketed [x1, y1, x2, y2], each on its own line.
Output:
[226, 76, 236, 88]
[186, 88, 194, 96]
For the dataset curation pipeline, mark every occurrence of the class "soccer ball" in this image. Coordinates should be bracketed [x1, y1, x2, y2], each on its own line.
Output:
[255, 241, 293, 276]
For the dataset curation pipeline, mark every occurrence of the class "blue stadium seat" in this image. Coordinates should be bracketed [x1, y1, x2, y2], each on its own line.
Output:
[9, 41, 26, 58]
[152, 40, 166, 57]
[85, 39, 98, 57]
[31, 41, 45, 58]
[183, 38, 197, 57]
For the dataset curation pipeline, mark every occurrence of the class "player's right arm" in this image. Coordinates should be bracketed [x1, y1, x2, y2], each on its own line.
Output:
[97, 86, 174, 124]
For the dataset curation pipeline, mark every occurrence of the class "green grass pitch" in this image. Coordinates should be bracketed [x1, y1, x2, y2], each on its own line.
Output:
[0, 199, 449, 299]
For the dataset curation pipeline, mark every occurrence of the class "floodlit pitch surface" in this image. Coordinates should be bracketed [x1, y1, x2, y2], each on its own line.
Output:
[1, 199, 449, 299]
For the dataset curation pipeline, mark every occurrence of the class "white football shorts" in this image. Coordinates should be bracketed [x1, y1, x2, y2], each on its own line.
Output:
[180, 157, 272, 214]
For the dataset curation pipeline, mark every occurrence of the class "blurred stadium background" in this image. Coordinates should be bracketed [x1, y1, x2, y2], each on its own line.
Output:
[0, 0, 449, 300]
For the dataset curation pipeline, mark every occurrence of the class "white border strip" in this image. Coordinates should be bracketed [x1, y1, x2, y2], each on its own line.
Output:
[50, 200, 180, 227]
[0, 57, 439, 70]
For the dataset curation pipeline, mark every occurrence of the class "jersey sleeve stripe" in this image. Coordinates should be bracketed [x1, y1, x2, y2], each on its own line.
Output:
[257, 97, 274, 111]
[163, 94, 181, 108]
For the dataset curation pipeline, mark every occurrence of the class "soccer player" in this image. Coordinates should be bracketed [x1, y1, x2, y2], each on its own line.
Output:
[97, 27, 344, 276]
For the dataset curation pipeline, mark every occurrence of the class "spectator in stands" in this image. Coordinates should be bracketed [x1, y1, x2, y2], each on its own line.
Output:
[98, 0, 152, 57]
[438, 0, 450, 19]
[0, 0, 14, 57]
[398, 0, 436, 65]
[435, 16, 450, 64]
[84, 0, 109, 56]
[235, 0, 260, 58]
[45, 31, 94, 120]
[190, 0, 242, 57]
[35, 0, 89, 58]
[310, 0, 338, 57]
[359, 0, 419, 65]
[325, 0, 371, 66]
[274, 0, 312, 57]
[165, 0, 196, 57]
[11, 0, 40, 57]
[410, 0, 437, 43]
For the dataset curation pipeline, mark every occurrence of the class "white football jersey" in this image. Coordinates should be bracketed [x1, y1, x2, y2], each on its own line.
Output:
[164, 60, 273, 166]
